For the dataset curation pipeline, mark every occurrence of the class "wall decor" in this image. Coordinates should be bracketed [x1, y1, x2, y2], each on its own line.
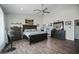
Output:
[53, 21, 64, 30]
[25, 19, 34, 25]
[65, 21, 71, 25]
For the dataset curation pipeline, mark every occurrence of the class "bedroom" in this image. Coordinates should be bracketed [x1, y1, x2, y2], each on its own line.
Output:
[0, 4, 79, 54]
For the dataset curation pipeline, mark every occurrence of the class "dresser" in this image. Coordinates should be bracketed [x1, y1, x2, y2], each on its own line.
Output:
[51, 29, 65, 40]
[10, 26, 22, 41]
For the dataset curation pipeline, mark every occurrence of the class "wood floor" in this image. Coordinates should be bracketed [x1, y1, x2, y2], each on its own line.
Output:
[3, 37, 79, 54]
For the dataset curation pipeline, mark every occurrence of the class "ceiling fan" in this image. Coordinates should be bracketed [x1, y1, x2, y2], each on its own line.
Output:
[33, 4, 50, 15]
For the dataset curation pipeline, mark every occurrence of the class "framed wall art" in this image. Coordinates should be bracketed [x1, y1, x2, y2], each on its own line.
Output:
[25, 19, 34, 25]
[65, 21, 71, 25]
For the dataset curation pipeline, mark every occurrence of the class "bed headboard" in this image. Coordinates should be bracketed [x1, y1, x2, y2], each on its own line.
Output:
[23, 25, 37, 31]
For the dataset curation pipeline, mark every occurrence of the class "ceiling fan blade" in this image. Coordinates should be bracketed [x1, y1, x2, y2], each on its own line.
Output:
[33, 9, 41, 11]
[44, 8, 48, 11]
[43, 8, 50, 13]
[46, 11, 50, 13]
[43, 11, 50, 13]
[34, 11, 41, 15]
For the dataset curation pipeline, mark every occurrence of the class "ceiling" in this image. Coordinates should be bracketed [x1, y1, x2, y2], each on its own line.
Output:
[1, 4, 52, 15]
[1, 4, 78, 15]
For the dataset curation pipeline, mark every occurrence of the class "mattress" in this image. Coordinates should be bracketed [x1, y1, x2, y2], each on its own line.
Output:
[23, 31, 46, 38]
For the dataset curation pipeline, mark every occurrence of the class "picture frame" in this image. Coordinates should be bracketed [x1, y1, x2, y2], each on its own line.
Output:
[25, 19, 33, 25]
[65, 21, 71, 25]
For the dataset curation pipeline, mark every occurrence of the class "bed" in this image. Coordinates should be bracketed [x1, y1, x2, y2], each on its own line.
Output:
[23, 25, 47, 45]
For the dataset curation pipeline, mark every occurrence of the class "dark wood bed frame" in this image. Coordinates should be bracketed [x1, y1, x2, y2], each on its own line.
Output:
[23, 25, 47, 45]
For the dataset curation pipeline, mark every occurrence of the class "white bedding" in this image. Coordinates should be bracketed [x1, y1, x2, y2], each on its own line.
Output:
[23, 31, 46, 38]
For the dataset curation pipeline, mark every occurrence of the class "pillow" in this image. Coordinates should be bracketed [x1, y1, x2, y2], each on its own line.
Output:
[24, 29, 32, 32]
[31, 29, 36, 32]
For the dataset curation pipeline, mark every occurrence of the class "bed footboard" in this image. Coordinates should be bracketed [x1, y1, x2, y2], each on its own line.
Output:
[29, 33, 47, 45]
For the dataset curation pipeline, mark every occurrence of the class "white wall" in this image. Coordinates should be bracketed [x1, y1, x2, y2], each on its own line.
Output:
[43, 5, 79, 40]
[6, 14, 43, 31]
[0, 7, 6, 51]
